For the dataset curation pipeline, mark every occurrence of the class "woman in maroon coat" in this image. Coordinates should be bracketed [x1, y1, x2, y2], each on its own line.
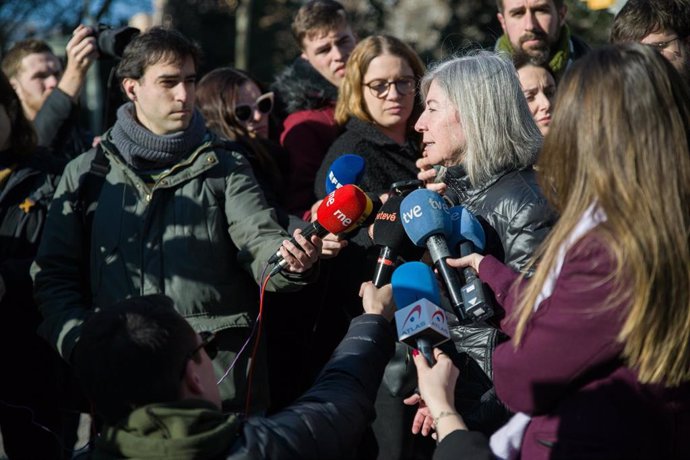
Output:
[414, 44, 690, 459]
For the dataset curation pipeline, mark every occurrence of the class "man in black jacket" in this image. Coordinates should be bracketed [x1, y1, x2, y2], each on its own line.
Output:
[2, 24, 97, 159]
[73, 285, 394, 459]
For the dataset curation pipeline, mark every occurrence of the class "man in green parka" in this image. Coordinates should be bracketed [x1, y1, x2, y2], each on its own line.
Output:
[32, 27, 321, 414]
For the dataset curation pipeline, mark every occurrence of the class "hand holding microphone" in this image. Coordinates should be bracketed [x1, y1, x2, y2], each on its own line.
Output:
[269, 184, 374, 275]
[400, 189, 467, 321]
[447, 206, 494, 322]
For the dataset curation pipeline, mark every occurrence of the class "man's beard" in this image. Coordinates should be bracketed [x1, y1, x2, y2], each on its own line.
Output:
[514, 31, 555, 66]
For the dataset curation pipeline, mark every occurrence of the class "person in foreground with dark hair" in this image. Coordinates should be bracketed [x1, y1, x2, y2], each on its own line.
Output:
[73, 283, 395, 459]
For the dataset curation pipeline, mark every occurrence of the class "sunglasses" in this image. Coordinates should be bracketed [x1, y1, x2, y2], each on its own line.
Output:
[234, 92, 274, 122]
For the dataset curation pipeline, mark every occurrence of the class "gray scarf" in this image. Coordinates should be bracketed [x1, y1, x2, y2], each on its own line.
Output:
[110, 102, 207, 170]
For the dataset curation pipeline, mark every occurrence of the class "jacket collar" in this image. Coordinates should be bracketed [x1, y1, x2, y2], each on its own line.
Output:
[99, 131, 223, 192]
[94, 399, 241, 460]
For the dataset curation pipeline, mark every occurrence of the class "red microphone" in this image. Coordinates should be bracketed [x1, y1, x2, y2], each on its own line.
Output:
[268, 184, 373, 275]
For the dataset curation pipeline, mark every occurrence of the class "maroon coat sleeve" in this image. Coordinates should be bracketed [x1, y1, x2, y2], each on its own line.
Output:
[280, 107, 339, 217]
[480, 234, 627, 415]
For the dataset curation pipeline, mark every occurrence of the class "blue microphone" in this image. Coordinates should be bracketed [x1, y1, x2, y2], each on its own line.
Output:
[454, 207, 493, 321]
[392, 262, 450, 365]
[325, 154, 365, 194]
[400, 189, 467, 322]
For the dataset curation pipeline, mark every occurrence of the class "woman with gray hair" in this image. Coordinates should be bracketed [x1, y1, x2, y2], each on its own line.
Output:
[415, 50, 555, 273]
[407, 51, 556, 436]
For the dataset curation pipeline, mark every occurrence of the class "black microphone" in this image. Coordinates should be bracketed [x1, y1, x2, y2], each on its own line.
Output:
[371, 195, 423, 287]
[372, 195, 405, 287]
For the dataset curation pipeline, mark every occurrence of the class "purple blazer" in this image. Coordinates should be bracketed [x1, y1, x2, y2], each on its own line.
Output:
[479, 233, 690, 459]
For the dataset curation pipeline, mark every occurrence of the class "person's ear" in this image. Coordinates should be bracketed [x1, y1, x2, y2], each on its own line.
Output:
[558, 3, 568, 28]
[180, 361, 205, 398]
[122, 78, 138, 102]
[497, 12, 507, 34]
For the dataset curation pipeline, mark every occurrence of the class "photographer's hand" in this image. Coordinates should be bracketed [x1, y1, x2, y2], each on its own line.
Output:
[59, 24, 98, 101]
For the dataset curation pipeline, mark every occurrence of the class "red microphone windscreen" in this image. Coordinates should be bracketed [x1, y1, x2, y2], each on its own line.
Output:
[316, 184, 369, 234]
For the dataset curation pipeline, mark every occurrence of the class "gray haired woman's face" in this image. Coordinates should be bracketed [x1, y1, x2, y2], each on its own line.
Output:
[414, 79, 464, 167]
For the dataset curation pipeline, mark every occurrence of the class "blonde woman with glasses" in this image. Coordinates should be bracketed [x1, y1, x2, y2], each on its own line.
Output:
[314, 35, 425, 198]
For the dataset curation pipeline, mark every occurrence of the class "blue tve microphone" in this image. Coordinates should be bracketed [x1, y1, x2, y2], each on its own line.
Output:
[325, 154, 365, 194]
[452, 207, 493, 322]
[400, 189, 467, 321]
[392, 262, 450, 365]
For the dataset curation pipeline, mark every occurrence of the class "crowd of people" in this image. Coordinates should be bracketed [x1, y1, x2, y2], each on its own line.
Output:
[0, 0, 689, 459]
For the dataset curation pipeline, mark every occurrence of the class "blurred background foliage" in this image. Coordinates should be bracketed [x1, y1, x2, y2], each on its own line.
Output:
[1, 0, 615, 83]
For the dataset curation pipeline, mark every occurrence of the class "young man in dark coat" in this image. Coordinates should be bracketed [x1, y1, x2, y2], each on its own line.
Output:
[272, 0, 356, 218]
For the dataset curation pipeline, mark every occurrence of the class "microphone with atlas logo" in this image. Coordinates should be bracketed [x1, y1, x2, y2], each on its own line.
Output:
[392, 261, 450, 365]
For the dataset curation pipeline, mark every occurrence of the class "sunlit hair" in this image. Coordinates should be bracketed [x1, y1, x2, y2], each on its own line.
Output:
[420, 51, 542, 186]
[336, 35, 425, 133]
[292, 0, 348, 49]
[610, 0, 689, 43]
[514, 44, 690, 386]
[0, 71, 36, 153]
[196, 67, 281, 187]
[116, 27, 201, 83]
[1, 39, 54, 79]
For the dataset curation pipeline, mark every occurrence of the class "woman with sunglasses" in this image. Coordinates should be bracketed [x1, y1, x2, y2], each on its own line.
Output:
[197, 67, 293, 228]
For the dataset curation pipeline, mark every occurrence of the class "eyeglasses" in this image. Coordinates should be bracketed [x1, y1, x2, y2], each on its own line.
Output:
[363, 78, 416, 98]
[234, 92, 274, 122]
[180, 331, 218, 378]
[646, 36, 682, 58]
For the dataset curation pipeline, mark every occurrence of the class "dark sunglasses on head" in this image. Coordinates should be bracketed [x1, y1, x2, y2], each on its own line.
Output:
[234, 92, 274, 122]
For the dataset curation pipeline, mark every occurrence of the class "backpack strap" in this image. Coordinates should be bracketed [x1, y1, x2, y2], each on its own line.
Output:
[76, 145, 111, 243]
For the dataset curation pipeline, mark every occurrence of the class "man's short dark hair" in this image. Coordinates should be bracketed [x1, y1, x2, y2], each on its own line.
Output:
[73, 294, 198, 424]
[291, 0, 348, 49]
[115, 26, 202, 82]
[1, 39, 54, 79]
[611, 0, 690, 43]
[495, 0, 564, 13]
